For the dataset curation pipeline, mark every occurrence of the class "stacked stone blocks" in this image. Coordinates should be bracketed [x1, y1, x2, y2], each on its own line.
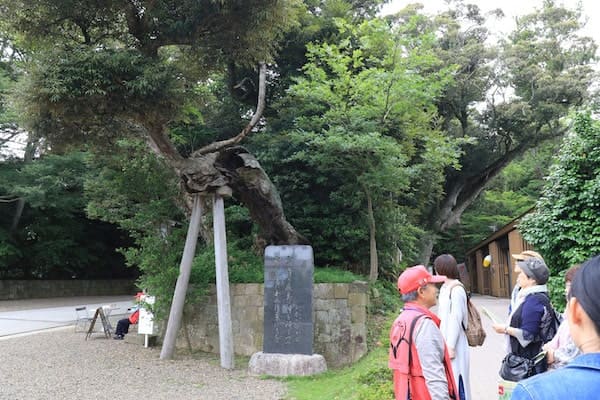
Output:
[178, 282, 368, 367]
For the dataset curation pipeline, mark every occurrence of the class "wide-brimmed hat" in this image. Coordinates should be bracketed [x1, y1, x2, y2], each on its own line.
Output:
[512, 250, 543, 261]
[398, 265, 446, 294]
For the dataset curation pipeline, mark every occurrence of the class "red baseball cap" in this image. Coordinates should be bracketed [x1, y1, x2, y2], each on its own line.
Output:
[398, 265, 446, 294]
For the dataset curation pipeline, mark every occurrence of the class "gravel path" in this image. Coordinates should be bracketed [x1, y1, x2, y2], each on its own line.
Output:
[0, 328, 287, 400]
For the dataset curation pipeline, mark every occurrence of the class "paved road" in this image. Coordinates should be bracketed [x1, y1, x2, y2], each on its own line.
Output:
[0, 296, 287, 400]
[0, 296, 134, 338]
[467, 294, 510, 399]
[2, 294, 510, 398]
[433, 294, 509, 398]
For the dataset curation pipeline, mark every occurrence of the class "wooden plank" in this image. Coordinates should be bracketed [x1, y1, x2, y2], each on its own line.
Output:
[85, 308, 110, 340]
[213, 194, 234, 369]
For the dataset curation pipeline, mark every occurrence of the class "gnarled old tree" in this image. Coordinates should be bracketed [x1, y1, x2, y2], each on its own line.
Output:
[1, 0, 305, 361]
[412, 1, 597, 262]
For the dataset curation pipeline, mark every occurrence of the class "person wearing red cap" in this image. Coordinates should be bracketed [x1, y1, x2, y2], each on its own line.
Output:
[389, 265, 458, 400]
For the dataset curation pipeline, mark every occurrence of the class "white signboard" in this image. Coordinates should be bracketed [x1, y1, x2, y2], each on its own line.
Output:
[138, 294, 155, 335]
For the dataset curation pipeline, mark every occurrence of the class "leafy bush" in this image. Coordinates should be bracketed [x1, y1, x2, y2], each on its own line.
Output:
[368, 279, 401, 316]
[122, 228, 187, 319]
[546, 270, 567, 312]
[520, 113, 600, 274]
[314, 267, 363, 283]
[191, 240, 263, 285]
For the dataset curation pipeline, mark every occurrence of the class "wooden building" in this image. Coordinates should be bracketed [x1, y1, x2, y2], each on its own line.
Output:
[464, 210, 535, 298]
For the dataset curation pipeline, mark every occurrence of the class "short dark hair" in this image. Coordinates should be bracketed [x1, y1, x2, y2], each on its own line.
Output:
[434, 254, 460, 280]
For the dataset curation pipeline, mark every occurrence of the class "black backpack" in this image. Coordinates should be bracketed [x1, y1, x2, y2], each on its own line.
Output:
[532, 292, 562, 343]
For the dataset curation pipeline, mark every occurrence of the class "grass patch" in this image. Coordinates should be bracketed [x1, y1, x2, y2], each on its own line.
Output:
[284, 343, 393, 399]
[196, 242, 366, 285]
[284, 305, 399, 400]
[314, 267, 364, 283]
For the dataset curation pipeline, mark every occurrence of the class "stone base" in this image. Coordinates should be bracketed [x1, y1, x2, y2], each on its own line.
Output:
[248, 352, 327, 377]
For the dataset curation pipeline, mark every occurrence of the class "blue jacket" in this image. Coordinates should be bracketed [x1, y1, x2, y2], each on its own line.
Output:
[511, 353, 600, 399]
[509, 292, 551, 375]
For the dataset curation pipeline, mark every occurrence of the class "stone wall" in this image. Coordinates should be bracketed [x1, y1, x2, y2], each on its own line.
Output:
[177, 282, 369, 368]
[0, 279, 136, 300]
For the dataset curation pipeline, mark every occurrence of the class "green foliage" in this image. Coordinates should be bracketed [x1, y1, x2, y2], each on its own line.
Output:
[368, 279, 401, 316]
[3, 0, 301, 65]
[314, 268, 362, 283]
[85, 139, 182, 235]
[17, 47, 181, 147]
[0, 68, 19, 128]
[435, 134, 561, 259]
[254, 16, 460, 273]
[121, 228, 186, 319]
[414, 1, 597, 265]
[520, 113, 600, 274]
[0, 228, 20, 261]
[546, 270, 568, 312]
[84, 138, 186, 315]
[0, 152, 132, 278]
[190, 240, 264, 286]
[355, 366, 394, 400]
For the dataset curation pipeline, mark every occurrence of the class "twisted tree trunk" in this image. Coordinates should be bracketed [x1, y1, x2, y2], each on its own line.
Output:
[157, 64, 305, 362]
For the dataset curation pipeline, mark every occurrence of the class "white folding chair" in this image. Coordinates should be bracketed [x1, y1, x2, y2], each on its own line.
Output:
[74, 306, 93, 332]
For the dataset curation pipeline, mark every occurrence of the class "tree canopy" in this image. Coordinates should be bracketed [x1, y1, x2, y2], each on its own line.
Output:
[254, 15, 461, 277]
[2, 0, 308, 245]
[520, 113, 600, 272]
[416, 0, 597, 262]
[0, 152, 134, 278]
[1, 0, 598, 287]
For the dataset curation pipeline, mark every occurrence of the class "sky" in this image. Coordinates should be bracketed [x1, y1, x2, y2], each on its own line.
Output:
[381, 0, 600, 48]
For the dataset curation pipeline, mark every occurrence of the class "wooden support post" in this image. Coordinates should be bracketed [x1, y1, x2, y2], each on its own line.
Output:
[160, 195, 203, 360]
[213, 194, 234, 369]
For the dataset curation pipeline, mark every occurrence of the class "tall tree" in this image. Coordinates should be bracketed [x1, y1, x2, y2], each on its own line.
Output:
[1, 0, 304, 362]
[435, 139, 558, 258]
[410, 0, 597, 262]
[254, 15, 461, 278]
[2, 0, 305, 244]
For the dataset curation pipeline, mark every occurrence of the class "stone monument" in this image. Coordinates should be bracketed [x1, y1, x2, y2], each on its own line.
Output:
[248, 245, 327, 376]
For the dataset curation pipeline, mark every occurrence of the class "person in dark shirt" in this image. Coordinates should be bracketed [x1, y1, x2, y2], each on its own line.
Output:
[113, 307, 139, 340]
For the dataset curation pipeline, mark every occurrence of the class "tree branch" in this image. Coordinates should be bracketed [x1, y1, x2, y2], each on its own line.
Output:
[0, 129, 20, 147]
[433, 119, 570, 233]
[192, 63, 266, 157]
[0, 196, 21, 203]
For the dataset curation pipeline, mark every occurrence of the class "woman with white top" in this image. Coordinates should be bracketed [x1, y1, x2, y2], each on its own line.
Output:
[435, 254, 471, 400]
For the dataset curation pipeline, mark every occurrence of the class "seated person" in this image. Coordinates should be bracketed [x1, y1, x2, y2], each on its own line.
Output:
[114, 307, 139, 340]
